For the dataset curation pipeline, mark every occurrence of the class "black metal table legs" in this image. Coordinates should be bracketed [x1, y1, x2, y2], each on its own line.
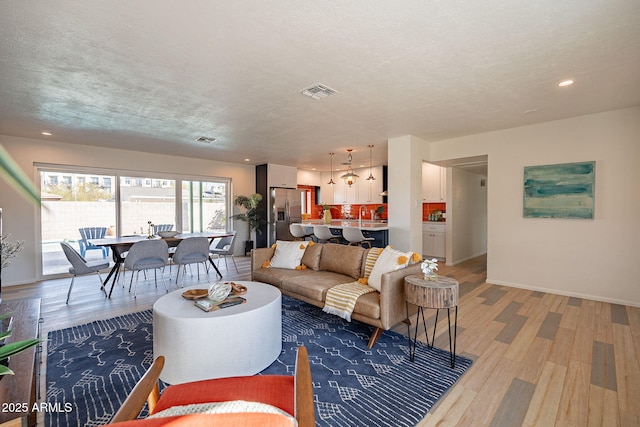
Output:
[406, 302, 458, 368]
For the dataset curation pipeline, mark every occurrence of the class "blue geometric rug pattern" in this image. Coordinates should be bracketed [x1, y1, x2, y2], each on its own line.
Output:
[46, 296, 472, 427]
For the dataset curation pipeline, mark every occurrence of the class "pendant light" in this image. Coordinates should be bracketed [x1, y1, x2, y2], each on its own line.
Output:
[340, 149, 359, 187]
[327, 152, 335, 185]
[366, 144, 376, 181]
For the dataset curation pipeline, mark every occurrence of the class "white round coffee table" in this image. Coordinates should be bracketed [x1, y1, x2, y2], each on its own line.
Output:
[153, 281, 282, 384]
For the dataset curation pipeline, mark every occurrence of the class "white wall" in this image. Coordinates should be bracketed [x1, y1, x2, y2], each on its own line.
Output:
[448, 167, 487, 265]
[0, 135, 256, 286]
[388, 135, 425, 254]
[432, 107, 640, 306]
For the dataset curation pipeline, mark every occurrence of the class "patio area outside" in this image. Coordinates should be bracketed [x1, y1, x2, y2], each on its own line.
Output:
[43, 239, 112, 276]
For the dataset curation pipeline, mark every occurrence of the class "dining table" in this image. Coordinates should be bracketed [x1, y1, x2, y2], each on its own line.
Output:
[89, 231, 234, 298]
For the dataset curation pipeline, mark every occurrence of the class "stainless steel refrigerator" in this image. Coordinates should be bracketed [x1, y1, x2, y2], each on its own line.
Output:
[269, 188, 303, 246]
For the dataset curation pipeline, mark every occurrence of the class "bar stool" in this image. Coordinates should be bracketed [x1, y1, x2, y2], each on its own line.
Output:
[312, 225, 340, 244]
[290, 224, 314, 241]
[342, 227, 375, 248]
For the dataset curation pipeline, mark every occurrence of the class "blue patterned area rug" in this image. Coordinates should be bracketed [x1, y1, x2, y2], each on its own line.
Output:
[46, 296, 472, 427]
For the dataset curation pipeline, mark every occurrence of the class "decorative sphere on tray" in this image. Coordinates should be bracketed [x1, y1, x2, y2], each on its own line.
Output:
[208, 281, 232, 301]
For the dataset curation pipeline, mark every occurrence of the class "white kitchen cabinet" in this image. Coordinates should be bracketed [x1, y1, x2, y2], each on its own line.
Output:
[322, 166, 382, 205]
[268, 164, 297, 188]
[422, 162, 446, 202]
[422, 223, 446, 260]
[319, 172, 335, 204]
[346, 178, 359, 204]
[357, 166, 383, 203]
[332, 176, 357, 204]
[297, 169, 321, 187]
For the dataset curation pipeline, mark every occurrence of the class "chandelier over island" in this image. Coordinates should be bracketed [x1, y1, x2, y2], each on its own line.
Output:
[340, 149, 359, 187]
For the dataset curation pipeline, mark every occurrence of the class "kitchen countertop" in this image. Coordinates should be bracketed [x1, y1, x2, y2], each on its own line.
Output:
[300, 220, 389, 231]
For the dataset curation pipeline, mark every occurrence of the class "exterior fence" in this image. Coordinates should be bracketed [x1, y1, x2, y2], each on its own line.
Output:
[41, 201, 225, 241]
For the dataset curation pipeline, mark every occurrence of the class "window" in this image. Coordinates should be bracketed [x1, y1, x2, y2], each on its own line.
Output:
[38, 167, 231, 277]
[40, 170, 116, 275]
[120, 176, 176, 235]
[182, 180, 228, 232]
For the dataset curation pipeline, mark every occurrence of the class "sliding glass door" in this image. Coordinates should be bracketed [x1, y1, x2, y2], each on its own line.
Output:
[40, 171, 116, 275]
[120, 176, 176, 236]
[182, 180, 228, 232]
[39, 166, 232, 278]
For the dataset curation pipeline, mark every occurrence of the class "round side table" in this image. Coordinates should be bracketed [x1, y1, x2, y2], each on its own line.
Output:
[404, 274, 459, 368]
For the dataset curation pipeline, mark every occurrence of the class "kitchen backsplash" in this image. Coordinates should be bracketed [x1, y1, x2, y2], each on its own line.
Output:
[311, 203, 387, 220]
[423, 202, 446, 221]
[298, 185, 442, 221]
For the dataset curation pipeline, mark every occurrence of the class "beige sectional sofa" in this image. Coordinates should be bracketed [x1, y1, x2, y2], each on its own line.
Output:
[251, 243, 421, 348]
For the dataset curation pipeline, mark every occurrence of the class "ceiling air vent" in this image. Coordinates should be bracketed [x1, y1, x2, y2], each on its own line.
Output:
[300, 84, 338, 100]
[195, 136, 216, 143]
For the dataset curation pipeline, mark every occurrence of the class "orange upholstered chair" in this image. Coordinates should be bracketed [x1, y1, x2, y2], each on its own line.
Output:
[107, 346, 314, 427]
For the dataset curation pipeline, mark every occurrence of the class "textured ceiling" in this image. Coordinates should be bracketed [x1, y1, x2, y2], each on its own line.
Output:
[1, 1, 638, 172]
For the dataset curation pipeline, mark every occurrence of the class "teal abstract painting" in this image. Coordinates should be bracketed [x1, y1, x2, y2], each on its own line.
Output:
[523, 161, 595, 219]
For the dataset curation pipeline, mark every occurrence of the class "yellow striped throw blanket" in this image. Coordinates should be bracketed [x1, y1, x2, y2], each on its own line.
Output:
[323, 281, 376, 322]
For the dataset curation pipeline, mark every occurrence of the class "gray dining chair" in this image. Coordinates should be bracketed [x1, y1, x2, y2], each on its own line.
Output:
[209, 231, 238, 273]
[172, 237, 210, 286]
[60, 242, 110, 304]
[124, 239, 169, 298]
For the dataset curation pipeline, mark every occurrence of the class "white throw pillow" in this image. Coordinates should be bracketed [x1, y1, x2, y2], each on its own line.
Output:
[269, 240, 309, 269]
[149, 400, 296, 425]
[367, 246, 413, 291]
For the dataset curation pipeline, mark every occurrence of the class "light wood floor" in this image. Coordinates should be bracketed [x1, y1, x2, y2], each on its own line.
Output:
[4, 255, 639, 426]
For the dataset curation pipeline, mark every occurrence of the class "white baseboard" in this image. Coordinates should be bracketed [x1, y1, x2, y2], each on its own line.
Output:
[487, 278, 640, 308]
[446, 252, 487, 267]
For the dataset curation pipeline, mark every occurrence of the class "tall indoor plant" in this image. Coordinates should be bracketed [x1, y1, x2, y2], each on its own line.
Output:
[231, 193, 265, 254]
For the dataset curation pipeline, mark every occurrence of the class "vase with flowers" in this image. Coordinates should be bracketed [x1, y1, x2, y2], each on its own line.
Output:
[321, 204, 334, 224]
[421, 258, 438, 281]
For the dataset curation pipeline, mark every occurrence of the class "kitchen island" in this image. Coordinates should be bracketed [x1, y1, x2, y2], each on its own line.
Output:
[299, 220, 389, 247]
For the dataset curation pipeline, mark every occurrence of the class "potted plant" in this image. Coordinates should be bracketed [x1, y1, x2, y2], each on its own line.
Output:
[1, 209, 25, 303]
[0, 228, 39, 377]
[0, 313, 40, 376]
[231, 194, 265, 254]
[0, 150, 42, 377]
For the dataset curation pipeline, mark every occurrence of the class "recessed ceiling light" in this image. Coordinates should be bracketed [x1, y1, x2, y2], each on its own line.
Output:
[523, 108, 540, 115]
[558, 80, 574, 87]
[42, 131, 52, 136]
[244, 158, 250, 162]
